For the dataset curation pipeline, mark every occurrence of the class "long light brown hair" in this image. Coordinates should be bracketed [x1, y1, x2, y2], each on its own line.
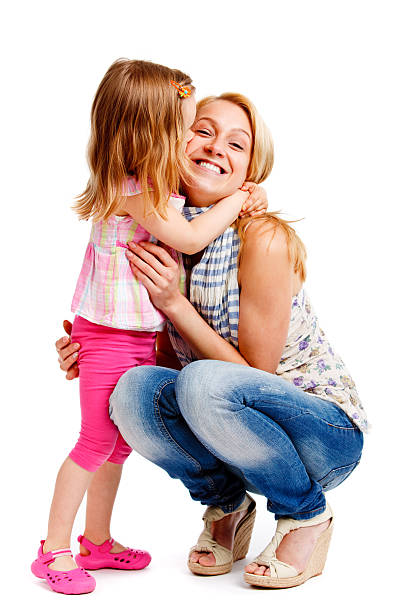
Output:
[74, 59, 194, 221]
[197, 93, 306, 282]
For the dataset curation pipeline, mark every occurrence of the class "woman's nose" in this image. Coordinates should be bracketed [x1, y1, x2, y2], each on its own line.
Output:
[204, 140, 225, 157]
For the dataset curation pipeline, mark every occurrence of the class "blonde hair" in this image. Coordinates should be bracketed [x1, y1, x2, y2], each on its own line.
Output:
[197, 92, 306, 282]
[74, 59, 194, 221]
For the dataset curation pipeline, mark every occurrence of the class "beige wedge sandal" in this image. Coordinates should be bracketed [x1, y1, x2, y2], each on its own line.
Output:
[244, 503, 333, 589]
[188, 493, 256, 576]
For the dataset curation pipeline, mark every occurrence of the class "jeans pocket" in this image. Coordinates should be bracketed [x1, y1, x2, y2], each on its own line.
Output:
[318, 459, 361, 491]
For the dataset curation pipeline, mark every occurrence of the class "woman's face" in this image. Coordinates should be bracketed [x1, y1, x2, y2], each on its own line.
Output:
[184, 100, 253, 206]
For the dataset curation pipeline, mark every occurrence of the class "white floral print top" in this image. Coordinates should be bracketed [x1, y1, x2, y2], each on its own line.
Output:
[276, 289, 369, 432]
[168, 207, 370, 434]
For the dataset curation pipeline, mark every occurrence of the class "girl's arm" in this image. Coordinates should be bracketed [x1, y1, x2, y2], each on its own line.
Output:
[126, 226, 294, 373]
[123, 190, 247, 255]
[56, 222, 293, 378]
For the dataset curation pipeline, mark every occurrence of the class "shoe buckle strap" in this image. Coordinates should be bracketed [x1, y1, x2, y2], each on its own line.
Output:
[42, 548, 73, 565]
[99, 538, 115, 553]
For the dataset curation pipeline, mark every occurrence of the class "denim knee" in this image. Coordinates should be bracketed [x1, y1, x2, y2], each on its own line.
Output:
[109, 365, 181, 463]
[177, 359, 235, 402]
[110, 366, 155, 429]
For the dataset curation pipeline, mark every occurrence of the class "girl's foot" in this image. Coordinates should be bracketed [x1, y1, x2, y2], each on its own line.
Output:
[31, 541, 96, 594]
[244, 519, 331, 576]
[76, 535, 151, 570]
[43, 540, 78, 571]
[80, 535, 127, 556]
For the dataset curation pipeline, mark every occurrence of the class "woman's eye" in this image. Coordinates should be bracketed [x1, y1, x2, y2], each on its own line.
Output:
[196, 129, 211, 136]
[231, 142, 244, 150]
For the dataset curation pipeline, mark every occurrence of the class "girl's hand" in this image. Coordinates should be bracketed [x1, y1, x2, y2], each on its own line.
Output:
[126, 241, 184, 314]
[56, 320, 80, 380]
[239, 182, 268, 217]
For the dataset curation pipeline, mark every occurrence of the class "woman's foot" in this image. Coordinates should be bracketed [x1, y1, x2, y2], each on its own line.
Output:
[189, 508, 248, 567]
[245, 519, 330, 576]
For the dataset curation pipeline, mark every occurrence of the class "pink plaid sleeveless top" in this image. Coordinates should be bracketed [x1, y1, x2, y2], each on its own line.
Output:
[71, 177, 186, 331]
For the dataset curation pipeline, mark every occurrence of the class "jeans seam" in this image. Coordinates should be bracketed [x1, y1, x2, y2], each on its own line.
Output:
[317, 457, 361, 485]
[267, 408, 357, 430]
[281, 503, 326, 517]
[154, 379, 218, 494]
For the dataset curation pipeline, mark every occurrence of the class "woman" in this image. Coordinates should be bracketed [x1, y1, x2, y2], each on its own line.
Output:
[57, 93, 367, 588]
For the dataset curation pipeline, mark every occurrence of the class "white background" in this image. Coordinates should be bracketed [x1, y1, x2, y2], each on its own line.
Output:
[1, 0, 407, 609]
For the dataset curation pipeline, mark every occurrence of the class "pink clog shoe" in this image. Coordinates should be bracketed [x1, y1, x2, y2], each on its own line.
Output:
[75, 535, 151, 570]
[31, 541, 96, 594]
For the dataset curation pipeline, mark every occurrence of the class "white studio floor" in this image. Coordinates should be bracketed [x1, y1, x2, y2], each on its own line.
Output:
[12, 433, 403, 612]
[3, 2, 407, 610]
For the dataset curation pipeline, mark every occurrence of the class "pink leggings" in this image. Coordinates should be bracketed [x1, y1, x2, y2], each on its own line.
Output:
[69, 316, 156, 472]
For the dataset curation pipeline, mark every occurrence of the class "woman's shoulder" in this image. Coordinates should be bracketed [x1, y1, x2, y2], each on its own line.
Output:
[240, 218, 289, 256]
[238, 215, 307, 285]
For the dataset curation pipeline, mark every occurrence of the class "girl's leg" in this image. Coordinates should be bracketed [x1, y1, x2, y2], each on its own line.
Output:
[44, 318, 155, 568]
[80, 462, 124, 556]
[79, 326, 156, 555]
[44, 458, 94, 570]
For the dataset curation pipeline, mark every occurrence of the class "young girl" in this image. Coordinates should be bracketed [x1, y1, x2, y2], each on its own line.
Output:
[31, 59, 267, 595]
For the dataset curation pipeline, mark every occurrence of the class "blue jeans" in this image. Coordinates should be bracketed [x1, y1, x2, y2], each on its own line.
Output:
[110, 361, 363, 520]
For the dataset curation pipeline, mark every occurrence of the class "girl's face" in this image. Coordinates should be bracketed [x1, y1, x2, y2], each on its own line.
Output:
[184, 100, 253, 206]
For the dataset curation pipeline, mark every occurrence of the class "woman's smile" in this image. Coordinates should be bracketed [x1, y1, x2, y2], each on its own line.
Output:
[194, 159, 227, 175]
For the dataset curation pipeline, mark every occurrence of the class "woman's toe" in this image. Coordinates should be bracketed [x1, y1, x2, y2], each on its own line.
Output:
[198, 552, 216, 567]
[190, 552, 201, 563]
[245, 562, 259, 573]
[254, 565, 268, 575]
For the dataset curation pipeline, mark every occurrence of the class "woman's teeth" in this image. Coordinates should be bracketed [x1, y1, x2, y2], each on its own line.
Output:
[196, 161, 223, 174]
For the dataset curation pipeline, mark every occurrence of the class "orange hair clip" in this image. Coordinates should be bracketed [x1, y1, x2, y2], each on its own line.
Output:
[170, 80, 192, 99]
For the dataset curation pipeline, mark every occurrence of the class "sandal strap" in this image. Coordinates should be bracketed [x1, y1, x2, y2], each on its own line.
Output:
[38, 541, 73, 565]
[190, 537, 232, 566]
[192, 494, 256, 566]
[77, 535, 115, 554]
[202, 493, 254, 523]
[254, 503, 333, 568]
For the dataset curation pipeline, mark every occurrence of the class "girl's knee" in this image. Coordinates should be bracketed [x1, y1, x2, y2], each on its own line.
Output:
[70, 437, 118, 472]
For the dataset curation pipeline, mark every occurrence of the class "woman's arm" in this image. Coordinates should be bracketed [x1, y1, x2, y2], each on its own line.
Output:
[237, 222, 294, 373]
[55, 320, 80, 379]
[127, 222, 294, 373]
[123, 190, 247, 255]
[126, 242, 249, 365]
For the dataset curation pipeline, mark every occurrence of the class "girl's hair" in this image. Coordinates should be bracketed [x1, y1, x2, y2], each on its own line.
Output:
[197, 93, 306, 282]
[74, 59, 194, 221]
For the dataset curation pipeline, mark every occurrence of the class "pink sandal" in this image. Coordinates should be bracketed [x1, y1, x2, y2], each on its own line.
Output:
[31, 541, 96, 595]
[75, 535, 151, 570]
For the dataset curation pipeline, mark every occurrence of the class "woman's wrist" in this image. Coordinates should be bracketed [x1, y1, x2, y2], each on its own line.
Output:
[161, 292, 189, 319]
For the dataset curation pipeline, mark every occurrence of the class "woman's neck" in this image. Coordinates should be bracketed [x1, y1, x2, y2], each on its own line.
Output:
[181, 187, 218, 208]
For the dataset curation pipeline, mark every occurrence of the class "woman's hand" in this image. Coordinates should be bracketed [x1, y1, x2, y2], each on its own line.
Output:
[239, 182, 268, 217]
[126, 241, 184, 315]
[56, 320, 80, 380]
